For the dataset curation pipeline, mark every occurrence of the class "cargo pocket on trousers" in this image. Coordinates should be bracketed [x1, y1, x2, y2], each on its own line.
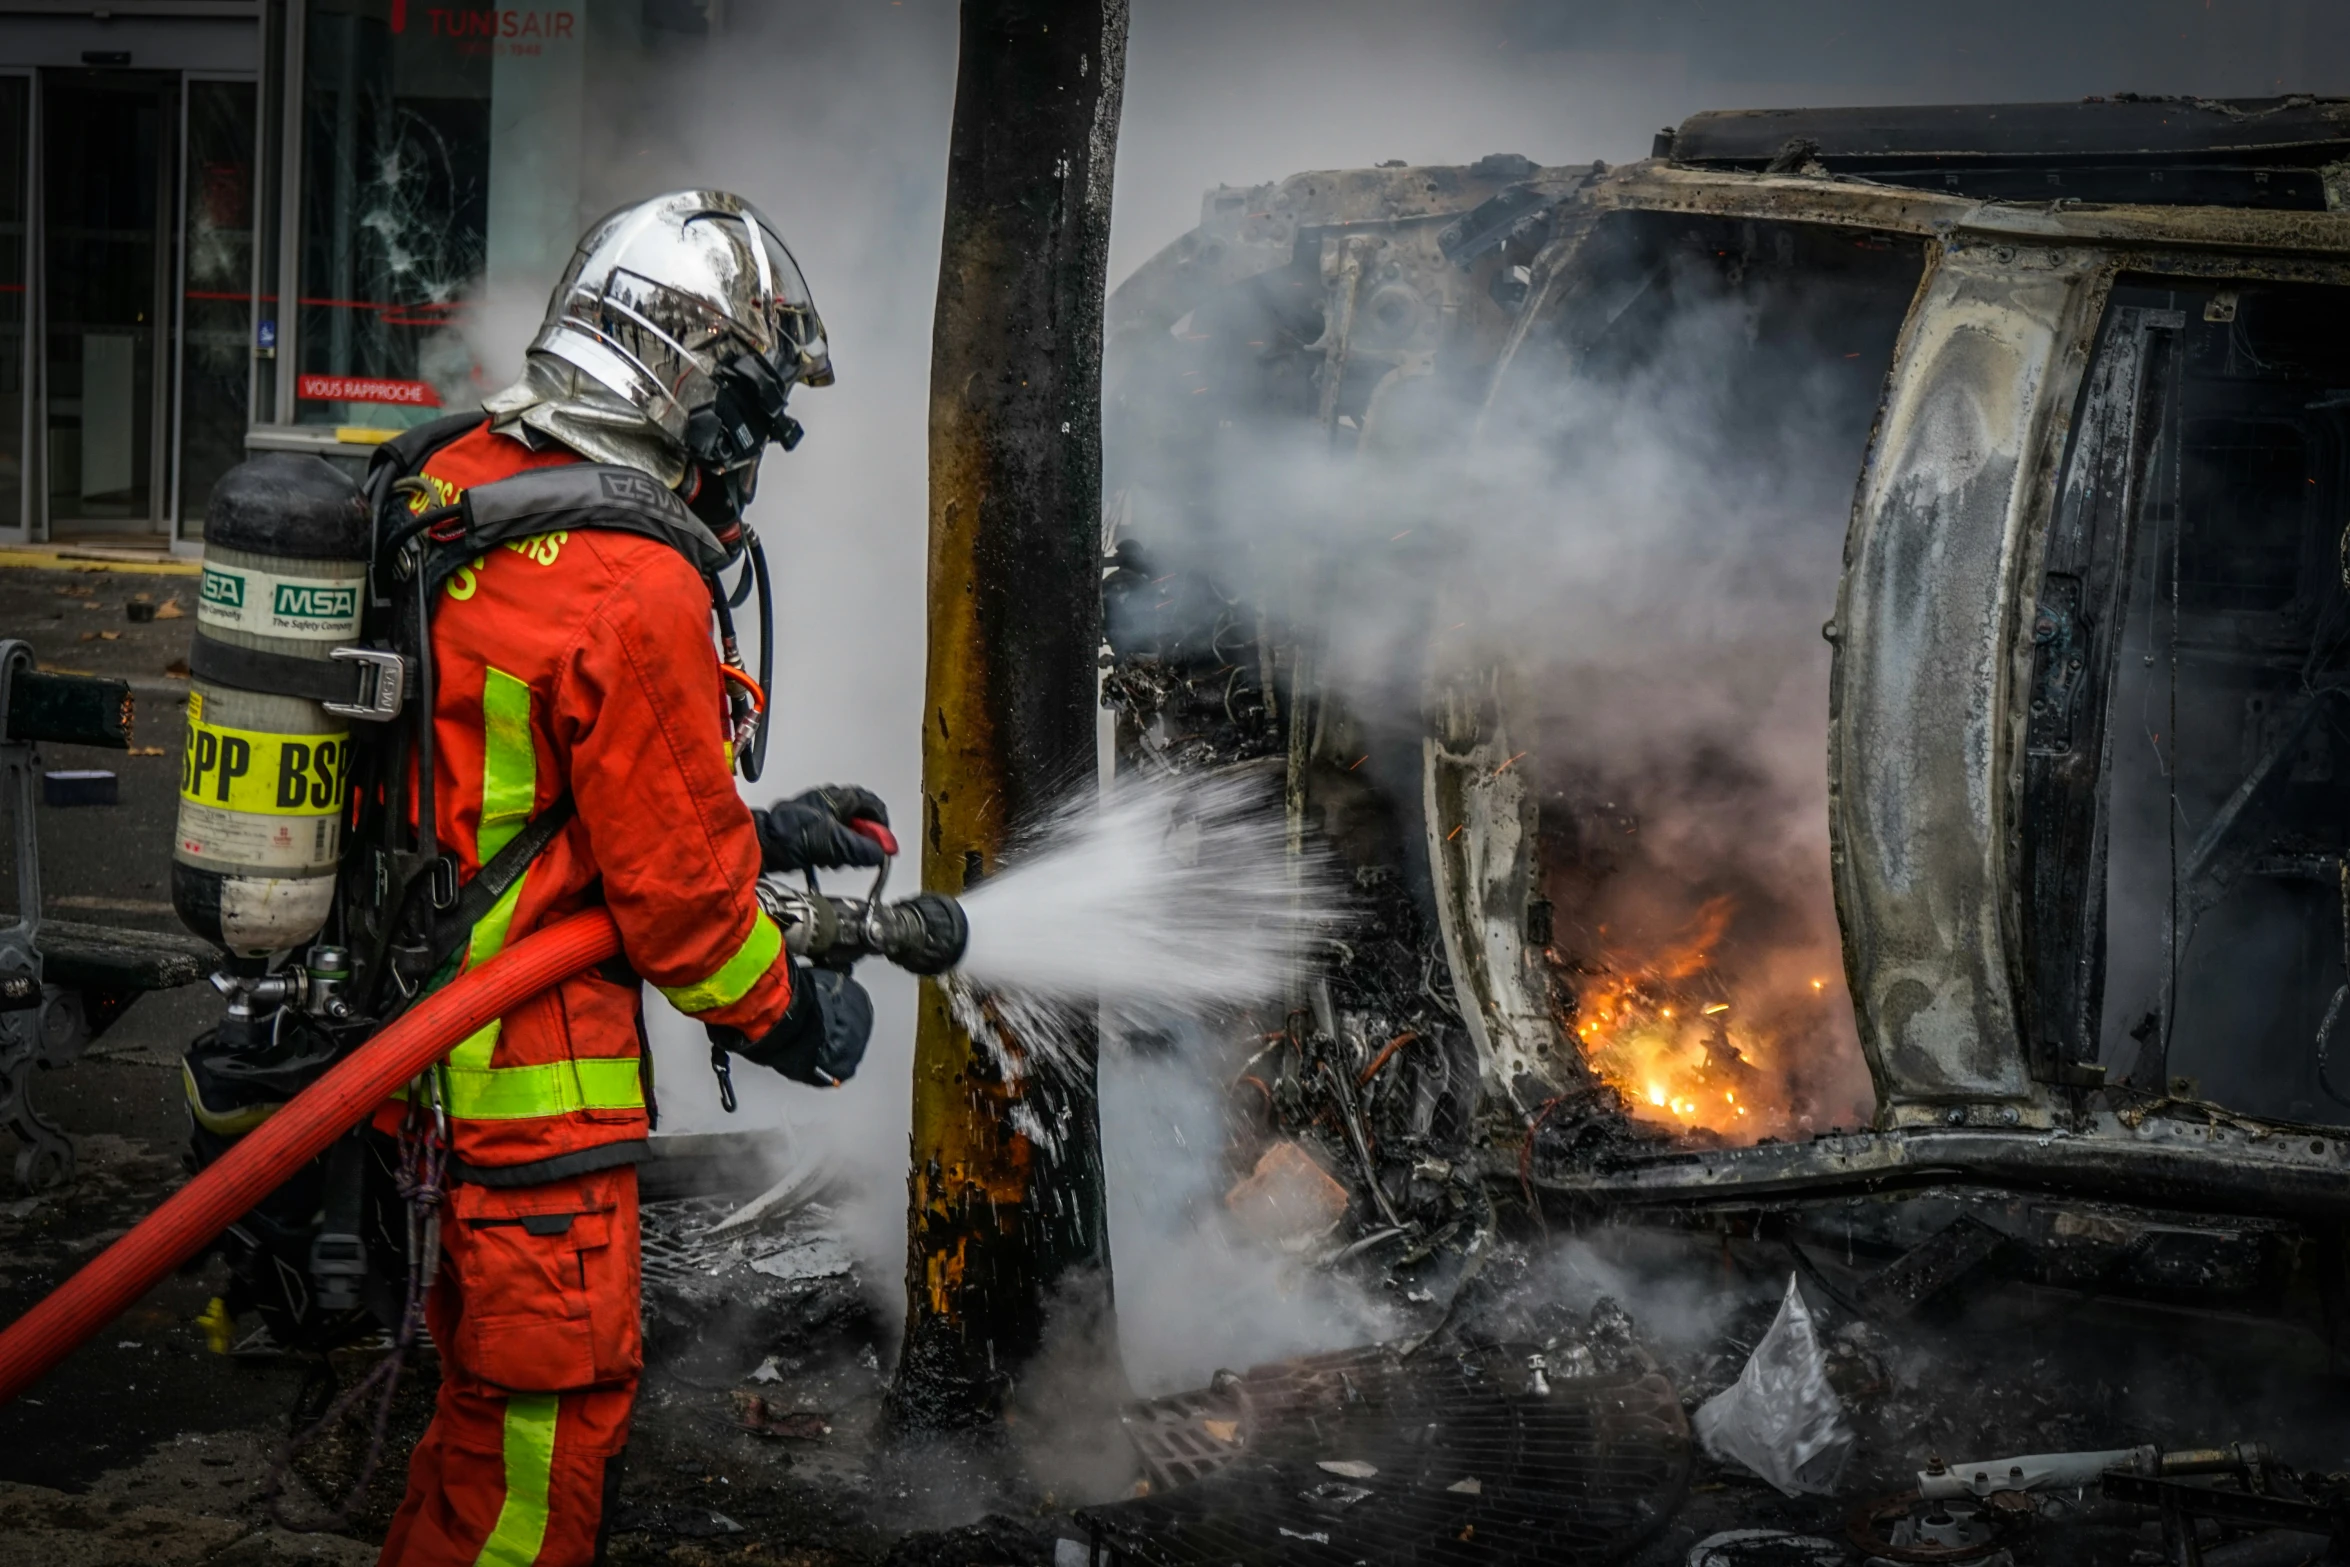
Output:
[449, 1186, 638, 1393]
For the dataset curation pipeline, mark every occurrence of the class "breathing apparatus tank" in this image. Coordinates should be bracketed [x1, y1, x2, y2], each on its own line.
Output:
[174, 456, 384, 957]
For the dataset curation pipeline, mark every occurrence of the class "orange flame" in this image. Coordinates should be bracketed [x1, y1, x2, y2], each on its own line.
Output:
[1566, 896, 1806, 1141]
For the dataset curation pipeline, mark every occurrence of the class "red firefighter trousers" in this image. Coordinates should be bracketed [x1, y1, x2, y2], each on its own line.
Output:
[379, 1166, 642, 1566]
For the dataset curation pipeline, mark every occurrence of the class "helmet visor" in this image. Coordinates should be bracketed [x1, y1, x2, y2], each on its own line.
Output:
[750, 220, 832, 388]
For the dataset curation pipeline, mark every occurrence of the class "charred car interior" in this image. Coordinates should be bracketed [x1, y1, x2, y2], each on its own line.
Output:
[1093, 95, 2350, 1566]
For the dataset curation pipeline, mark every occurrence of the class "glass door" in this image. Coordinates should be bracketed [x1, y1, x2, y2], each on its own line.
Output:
[175, 77, 257, 534]
[40, 68, 176, 538]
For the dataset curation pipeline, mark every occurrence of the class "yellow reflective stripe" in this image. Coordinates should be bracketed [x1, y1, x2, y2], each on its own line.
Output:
[444, 1056, 645, 1122]
[656, 913, 782, 1015]
[478, 668, 536, 860]
[474, 1392, 557, 1566]
[450, 669, 539, 1080]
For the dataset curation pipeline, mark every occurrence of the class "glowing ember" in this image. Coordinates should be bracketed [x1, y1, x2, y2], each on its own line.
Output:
[1561, 895, 1832, 1141]
[1576, 973, 1767, 1135]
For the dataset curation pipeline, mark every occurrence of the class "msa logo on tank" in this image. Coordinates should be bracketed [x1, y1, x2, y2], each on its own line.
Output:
[273, 582, 358, 619]
[177, 692, 350, 870]
[198, 563, 363, 642]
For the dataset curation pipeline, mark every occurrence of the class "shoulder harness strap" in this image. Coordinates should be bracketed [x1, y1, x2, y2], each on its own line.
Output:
[425, 794, 578, 973]
[363, 411, 487, 513]
[420, 464, 731, 597]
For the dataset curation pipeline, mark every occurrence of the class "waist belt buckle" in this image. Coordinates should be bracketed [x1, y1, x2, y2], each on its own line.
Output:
[323, 647, 407, 722]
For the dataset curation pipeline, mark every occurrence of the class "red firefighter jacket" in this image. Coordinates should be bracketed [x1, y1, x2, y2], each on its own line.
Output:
[371, 422, 793, 1171]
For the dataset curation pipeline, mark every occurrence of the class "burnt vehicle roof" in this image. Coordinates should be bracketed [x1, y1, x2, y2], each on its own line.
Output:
[1668, 95, 2350, 210]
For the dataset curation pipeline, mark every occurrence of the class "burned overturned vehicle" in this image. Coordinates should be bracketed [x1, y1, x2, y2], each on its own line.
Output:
[1101, 97, 2350, 1360]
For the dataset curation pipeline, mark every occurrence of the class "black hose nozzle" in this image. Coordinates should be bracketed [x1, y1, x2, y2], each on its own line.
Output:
[863, 891, 968, 975]
[763, 884, 968, 976]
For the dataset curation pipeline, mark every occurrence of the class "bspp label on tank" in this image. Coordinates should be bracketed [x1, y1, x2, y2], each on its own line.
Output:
[197, 563, 363, 642]
[179, 700, 350, 870]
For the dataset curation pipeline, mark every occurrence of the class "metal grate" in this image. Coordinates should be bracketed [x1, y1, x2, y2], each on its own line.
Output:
[637, 1195, 857, 1304]
[1084, 1345, 1690, 1567]
[639, 1196, 744, 1293]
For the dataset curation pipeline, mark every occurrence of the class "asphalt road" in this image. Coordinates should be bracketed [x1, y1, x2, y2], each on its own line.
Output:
[2, 559, 203, 937]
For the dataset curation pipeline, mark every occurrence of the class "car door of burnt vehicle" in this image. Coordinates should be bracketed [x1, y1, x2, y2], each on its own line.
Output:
[2021, 279, 2350, 1131]
[1512, 229, 2350, 1332]
[1103, 142, 2350, 1334]
[1477, 192, 2350, 1269]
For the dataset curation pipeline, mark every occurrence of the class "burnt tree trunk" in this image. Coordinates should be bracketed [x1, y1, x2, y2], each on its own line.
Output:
[892, 0, 1127, 1433]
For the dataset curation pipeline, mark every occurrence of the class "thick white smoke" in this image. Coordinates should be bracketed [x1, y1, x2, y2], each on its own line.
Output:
[410, 0, 2350, 1400]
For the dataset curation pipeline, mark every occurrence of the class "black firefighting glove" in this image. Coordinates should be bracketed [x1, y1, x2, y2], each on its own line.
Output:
[755, 785, 893, 874]
[709, 957, 873, 1088]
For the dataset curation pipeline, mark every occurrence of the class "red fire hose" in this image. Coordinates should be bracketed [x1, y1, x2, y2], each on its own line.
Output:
[0, 908, 621, 1408]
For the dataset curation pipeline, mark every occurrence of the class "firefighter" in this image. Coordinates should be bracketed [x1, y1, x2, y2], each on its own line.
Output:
[371, 191, 877, 1565]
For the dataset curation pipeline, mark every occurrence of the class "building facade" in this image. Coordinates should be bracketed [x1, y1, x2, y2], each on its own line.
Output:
[0, 0, 715, 549]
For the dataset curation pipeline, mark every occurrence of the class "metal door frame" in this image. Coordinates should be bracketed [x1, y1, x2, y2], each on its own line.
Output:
[264, 0, 297, 439]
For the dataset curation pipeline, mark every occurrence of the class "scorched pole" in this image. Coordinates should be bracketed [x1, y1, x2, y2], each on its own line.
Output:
[891, 0, 1128, 1432]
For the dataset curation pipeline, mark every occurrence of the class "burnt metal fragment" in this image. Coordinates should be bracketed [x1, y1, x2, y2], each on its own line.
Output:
[1855, 1213, 2010, 1320]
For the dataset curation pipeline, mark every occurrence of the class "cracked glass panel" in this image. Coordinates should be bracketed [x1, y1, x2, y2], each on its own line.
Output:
[296, 0, 491, 429]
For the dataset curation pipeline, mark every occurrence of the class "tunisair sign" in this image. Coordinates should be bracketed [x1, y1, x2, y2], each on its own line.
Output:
[418, 7, 576, 37]
[390, 3, 579, 54]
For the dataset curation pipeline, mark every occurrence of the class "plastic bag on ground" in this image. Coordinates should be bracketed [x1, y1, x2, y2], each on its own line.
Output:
[1692, 1273, 1853, 1496]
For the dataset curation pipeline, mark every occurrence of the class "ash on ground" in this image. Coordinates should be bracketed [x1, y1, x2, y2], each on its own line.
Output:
[7, 1041, 2348, 1567]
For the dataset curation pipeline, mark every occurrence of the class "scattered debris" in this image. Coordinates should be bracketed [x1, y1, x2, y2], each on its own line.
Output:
[1091, 1336, 1689, 1564]
[706, 1155, 839, 1237]
[1693, 1276, 1852, 1498]
[1918, 1443, 2163, 1500]
[730, 1391, 832, 1441]
[611, 1502, 747, 1539]
[881, 1515, 1066, 1567]
[633, 1191, 879, 1419]
[1687, 1530, 1848, 1567]
[1848, 1490, 2025, 1565]
[1855, 1214, 2010, 1321]
[1222, 1141, 1349, 1247]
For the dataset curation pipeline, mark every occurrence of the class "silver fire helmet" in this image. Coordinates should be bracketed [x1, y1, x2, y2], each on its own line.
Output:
[485, 190, 830, 488]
